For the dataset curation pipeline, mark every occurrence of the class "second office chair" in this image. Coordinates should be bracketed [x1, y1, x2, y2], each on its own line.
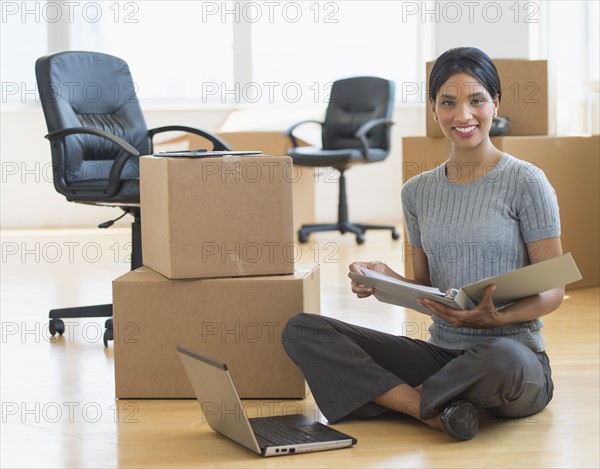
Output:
[285, 76, 399, 244]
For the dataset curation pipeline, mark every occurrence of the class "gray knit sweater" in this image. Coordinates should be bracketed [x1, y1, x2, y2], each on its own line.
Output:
[401, 153, 561, 352]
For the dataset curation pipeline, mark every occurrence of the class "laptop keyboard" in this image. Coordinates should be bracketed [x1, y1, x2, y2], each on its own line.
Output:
[249, 418, 321, 446]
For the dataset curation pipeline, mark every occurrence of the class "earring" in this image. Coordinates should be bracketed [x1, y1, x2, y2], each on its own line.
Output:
[434, 115, 438, 121]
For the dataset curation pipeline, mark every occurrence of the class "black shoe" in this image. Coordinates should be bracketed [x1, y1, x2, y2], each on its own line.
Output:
[440, 401, 478, 441]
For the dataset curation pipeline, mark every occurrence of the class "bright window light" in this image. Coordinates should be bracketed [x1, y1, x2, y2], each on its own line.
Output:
[250, 1, 419, 105]
[69, 1, 235, 105]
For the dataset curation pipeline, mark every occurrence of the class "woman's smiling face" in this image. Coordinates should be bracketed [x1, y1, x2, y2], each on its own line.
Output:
[431, 72, 499, 150]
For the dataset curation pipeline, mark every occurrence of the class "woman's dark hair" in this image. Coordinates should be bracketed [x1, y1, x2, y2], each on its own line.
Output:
[429, 47, 501, 102]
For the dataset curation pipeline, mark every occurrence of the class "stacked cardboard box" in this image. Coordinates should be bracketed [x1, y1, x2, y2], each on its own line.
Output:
[155, 131, 316, 232]
[402, 60, 599, 289]
[401, 136, 599, 290]
[113, 154, 319, 398]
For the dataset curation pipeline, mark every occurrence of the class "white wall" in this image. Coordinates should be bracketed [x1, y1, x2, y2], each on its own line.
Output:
[310, 107, 424, 223]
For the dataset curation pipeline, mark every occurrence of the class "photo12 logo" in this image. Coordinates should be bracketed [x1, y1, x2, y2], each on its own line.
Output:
[200, 1, 340, 24]
[1, 80, 140, 105]
[400, 1, 540, 24]
[1, 1, 140, 24]
[2, 240, 134, 265]
[1, 401, 139, 424]
[2, 320, 139, 344]
[200, 81, 338, 105]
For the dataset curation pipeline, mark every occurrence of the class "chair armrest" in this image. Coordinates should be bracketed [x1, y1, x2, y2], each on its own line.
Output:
[354, 118, 394, 159]
[45, 127, 140, 197]
[45, 127, 140, 155]
[149, 125, 232, 151]
[284, 120, 324, 148]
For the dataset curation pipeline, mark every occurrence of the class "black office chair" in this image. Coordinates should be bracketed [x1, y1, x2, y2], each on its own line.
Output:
[35, 51, 231, 346]
[285, 76, 399, 244]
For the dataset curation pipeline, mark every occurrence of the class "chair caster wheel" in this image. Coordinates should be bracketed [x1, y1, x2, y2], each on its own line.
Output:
[298, 231, 309, 244]
[392, 231, 400, 240]
[103, 318, 114, 347]
[49, 318, 65, 336]
[103, 329, 114, 348]
[356, 234, 365, 245]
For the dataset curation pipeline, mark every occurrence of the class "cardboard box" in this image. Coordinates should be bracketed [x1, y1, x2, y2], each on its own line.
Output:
[426, 60, 548, 137]
[113, 265, 320, 399]
[156, 131, 316, 231]
[220, 132, 315, 231]
[140, 154, 294, 279]
[401, 136, 599, 289]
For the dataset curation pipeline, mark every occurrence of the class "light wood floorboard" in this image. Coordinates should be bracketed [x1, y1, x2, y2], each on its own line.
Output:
[1, 228, 598, 468]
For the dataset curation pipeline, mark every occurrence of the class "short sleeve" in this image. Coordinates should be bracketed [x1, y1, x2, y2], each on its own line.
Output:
[516, 163, 561, 243]
[401, 178, 423, 248]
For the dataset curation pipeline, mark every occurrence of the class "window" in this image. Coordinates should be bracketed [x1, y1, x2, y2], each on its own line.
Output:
[1, 2, 47, 106]
[12, 0, 599, 122]
[1, 1, 423, 108]
[250, 1, 420, 105]
[69, 1, 235, 106]
[544, 0, 600, 134]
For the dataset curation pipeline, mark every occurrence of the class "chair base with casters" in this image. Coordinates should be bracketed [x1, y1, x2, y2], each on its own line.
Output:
[48, 206, 141, 347]
[296, 169, 400, 245]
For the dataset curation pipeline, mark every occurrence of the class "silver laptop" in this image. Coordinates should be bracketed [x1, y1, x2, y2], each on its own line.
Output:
[176, 345, 357, 457]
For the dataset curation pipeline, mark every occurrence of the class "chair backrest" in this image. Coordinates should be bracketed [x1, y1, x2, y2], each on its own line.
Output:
[35, 51, 151, 184]
[322, 76, 394, 152]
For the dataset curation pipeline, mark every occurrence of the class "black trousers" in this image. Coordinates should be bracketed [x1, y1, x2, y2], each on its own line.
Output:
[282, 313, 554, 423]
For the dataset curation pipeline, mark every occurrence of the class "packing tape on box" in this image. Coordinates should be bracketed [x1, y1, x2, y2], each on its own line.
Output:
[223, 154, 242, 174]
[228, 253, 247, 275]
[294, 268, 311, 275]
[224, 155, 243, 275]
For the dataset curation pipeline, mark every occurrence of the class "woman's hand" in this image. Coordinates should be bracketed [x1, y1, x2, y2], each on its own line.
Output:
[417, 284, 503, 329]
[414, 238, 564, 328]
[348, 261, 390, 298]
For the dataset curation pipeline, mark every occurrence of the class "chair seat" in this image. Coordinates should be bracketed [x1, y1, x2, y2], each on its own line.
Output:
[288, 146, 388, 168]
[65, 179, 140, 204]
[71, 160, 139, 182]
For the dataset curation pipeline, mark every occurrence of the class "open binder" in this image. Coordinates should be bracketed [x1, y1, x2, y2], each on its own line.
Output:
[348, 253, 582, 315]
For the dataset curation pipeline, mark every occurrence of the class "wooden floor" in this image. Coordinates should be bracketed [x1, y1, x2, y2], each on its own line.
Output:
[1, 227, 598, 468]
